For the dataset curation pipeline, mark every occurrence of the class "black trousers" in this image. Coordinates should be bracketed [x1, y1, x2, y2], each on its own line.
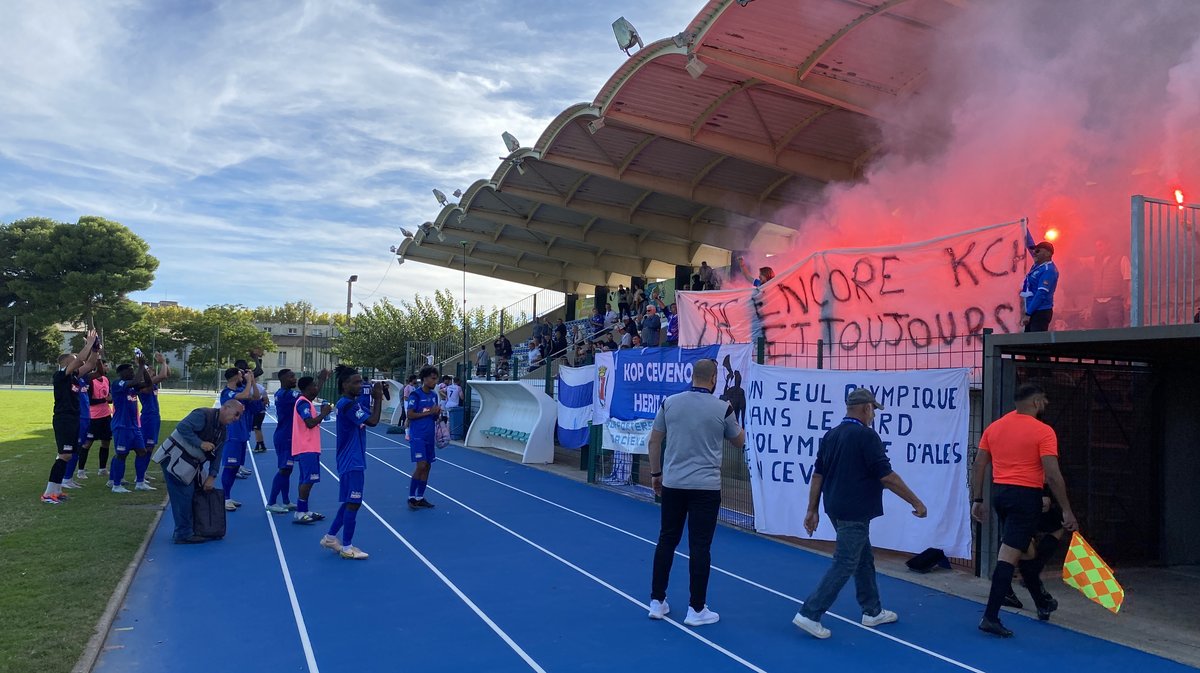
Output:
[650, 486, 721, 611]
[1024, 309, 1053, 332]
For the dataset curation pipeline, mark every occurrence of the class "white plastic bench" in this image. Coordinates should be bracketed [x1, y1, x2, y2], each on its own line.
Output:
[465, 381, 556, 463]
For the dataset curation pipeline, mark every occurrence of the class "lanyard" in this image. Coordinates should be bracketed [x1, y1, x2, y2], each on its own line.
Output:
[690, 386, 713, 394]
[841, 417, 865, 427]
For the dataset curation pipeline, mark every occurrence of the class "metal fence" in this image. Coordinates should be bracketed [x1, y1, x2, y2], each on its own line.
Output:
[1132, 194, 1200, 326]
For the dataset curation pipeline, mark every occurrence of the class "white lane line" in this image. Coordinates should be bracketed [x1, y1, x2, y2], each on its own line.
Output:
[365, 427, 986, 673]
[246, 449, 321, 673]
[367, 452, 769, 673]
[312, 430, 546, 673]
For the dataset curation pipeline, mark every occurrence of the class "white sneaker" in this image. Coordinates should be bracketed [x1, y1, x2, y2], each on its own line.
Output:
[75, 469, 88, 480]
[265, 504, 289, 514]
[862, 609, 898, 628]
[340, 545, 369, 560]
[320, 534, 343, 552]
[134, 482, 157, 491]
[111, 485, 131, 494]
[62, 479, 83, 489]
[224, 499, 238, 511]
[98, 468, 108, 477]
[228, 499, 242, 508]
[105, 480, 115, 488]
[647, 599, 670, 620]
[683, 606, 719, 626]
[793, 613, 831, 639]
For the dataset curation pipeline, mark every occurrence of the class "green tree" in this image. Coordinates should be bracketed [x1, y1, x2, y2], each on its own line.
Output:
[335, 290, 511, 372]
[250, 301, 344, 327]
[173, 305, 274, 373]
[1, 216, 158, 370]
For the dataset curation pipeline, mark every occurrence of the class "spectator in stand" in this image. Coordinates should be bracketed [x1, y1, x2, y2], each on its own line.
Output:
[604, 303, 619, 330]
[632, 287, 646, 316]
[528, 340, 543, 370]
[738, 256, 775, 287]
[690, 273, 704, 291]
[640, 304, 662, 347]
[616, 324, 632, 349]
[665, 303, 680, 347]
[617, 285, 630, 317]
[699, 261, 715, 289]
[475, 344, 491, 378]
[590, 307, 605, 336]
[554, 318, 567, 343]
[1020, 231, 1059, 333]
[1091, 239, 1130, 329]
[399, 375, 418, 429]
[632, 334, 643, 348]
[436, 375, 450, 403]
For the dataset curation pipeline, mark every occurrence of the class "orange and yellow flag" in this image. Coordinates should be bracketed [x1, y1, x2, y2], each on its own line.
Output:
[1061, 532, 1124, 614]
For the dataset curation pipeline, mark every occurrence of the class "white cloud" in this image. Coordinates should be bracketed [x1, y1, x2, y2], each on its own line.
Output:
[0, 0, 698, 314]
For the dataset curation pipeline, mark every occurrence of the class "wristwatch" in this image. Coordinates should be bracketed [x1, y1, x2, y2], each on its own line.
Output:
[650, 472, 662, 478]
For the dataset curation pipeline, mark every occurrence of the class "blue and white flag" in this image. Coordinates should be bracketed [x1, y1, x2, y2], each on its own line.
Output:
[555, 365, 594, 449]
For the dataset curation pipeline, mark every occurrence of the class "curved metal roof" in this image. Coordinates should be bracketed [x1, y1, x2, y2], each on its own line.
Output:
[398, 0, 965, 293]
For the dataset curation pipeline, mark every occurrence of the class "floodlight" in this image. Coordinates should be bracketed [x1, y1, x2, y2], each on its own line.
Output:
[389, 245, 398, 254]
[456, 213, 467, 225]
[502, 132, 521, 153]
[735, 0, 755, 6]
[612, 17, 643, 55]
[395, 257, 404, 267]
[512, 159, 526, 176]
[587, 118, 606, 134]
[671, 32, 690, 49]
[400, 227, 414, 238]
[433, 189, 449, 207]
[452, 189, 462, 198]
[686, 55, 707, 79]
[436, 230, 446, 242]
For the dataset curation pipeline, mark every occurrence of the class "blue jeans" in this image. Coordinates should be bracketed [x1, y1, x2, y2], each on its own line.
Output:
[800, 518, 882, 621]
[162, 465, 195, 541]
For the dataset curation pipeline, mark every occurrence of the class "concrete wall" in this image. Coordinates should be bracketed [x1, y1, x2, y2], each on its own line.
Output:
[1161, 365, 1200, 565]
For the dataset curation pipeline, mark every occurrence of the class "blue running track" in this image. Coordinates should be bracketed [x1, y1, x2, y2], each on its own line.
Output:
[94, 415, 1197, 673]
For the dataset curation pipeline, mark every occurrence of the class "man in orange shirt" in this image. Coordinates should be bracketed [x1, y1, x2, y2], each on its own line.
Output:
[971, 383, 1078, 637]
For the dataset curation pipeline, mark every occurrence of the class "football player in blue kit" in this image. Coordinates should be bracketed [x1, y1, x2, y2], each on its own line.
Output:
[406, 366, 442, 510]
[319, 365, 383, 560]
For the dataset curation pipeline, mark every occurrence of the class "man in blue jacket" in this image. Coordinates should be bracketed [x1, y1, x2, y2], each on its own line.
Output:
[1021, 232, 1059, 332]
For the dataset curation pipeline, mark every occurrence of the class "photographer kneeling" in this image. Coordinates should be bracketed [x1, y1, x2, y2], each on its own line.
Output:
[153, 400, 245, 544]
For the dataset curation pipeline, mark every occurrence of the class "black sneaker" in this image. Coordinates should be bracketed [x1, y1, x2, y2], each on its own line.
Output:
[978, 617, 1013, 637]
[1002, 590, 1023, 609]
[415, 499, 436, 509]
[1036, 596, 1058, 621]
[174, 535, 209, 544]
[408, 498, 419, 511]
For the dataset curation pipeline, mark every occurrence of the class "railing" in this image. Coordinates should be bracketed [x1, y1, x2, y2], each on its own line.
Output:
[1132, 194, 1200, 326]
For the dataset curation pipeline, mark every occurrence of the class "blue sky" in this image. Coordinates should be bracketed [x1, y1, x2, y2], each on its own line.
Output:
[0, 0, 698, 315]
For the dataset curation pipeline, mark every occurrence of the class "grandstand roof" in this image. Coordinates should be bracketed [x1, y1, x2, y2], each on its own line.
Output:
[398, 0, 965, 293]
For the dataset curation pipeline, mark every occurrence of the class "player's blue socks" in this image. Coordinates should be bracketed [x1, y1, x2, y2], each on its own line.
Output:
[414, 479, 428, 499]
[279, 471, 291, 504]
[64, 453, 80, 480]
[109, 454, 127, 484]
[268, 472, 287, 505]
[342, 507, 358, 547]
[409, 478, 418, 498]
[297, 497, 309, 513]
[134, 452, 150, 482]
[221, 466, 237, 497]
[328, 503, 347, 536]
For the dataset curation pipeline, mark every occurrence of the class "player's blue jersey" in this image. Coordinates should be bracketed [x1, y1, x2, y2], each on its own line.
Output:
[357, 380, 372, 411]
[220, 386, 250, 441]
[274, 387, 301, 438]
[77, 376, 90, 420]
[335, 396, 369, 473]
[407, 387, 439, 442]
[111, 379, 139, 430]
[138, 382, 160, 422]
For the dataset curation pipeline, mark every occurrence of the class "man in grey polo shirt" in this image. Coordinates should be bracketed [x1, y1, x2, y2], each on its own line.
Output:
[646, 358, 744, 627]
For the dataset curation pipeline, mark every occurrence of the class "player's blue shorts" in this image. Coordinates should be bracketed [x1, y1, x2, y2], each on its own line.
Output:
[77, 416, 90, 446]
[140, 419, 161, 447]
[275, 436, 293, 469]
[114, 427, 145, 454]
[410, 436, 436, 464]
[221, 439, 247, 467]
[295, 453, 321, 484]
[338, 469, 364, 503]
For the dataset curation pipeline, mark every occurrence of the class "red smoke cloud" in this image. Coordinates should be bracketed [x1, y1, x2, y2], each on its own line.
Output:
[742, 0, 1200, 327]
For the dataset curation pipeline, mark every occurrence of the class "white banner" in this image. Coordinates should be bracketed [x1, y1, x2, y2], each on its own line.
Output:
[677, 221, 1027, 370]
[601, 418, 656, 453]
[746, 364, 972, 558]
